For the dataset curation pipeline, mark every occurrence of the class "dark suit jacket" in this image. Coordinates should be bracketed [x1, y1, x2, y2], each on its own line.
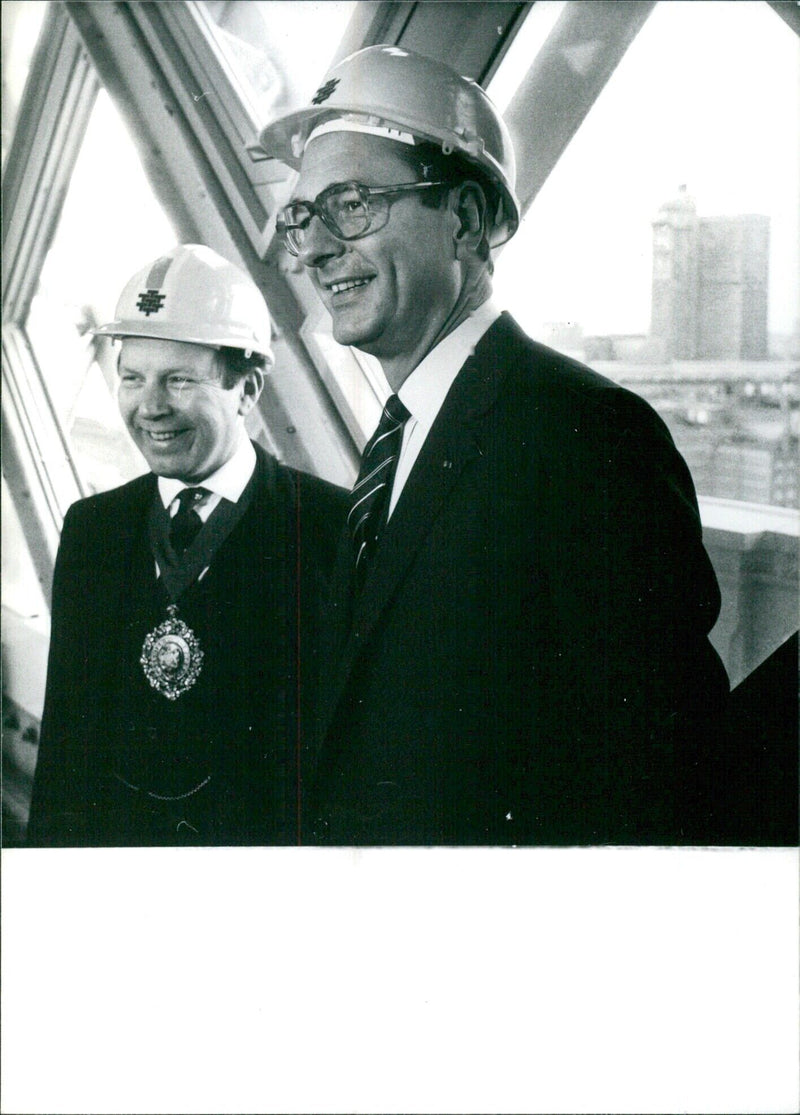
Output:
[27, 443, 347, 847]
[309, 313, 730, 845]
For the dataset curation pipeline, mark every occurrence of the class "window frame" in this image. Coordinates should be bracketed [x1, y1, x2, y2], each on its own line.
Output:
[2, 4, 98, 589]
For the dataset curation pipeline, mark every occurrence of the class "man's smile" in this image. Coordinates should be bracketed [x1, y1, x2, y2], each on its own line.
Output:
[138, 428, 190, 443]
[323, 272, 376, 299]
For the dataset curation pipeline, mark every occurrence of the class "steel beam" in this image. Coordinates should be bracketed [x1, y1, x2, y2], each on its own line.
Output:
[505, 0, 656, 216]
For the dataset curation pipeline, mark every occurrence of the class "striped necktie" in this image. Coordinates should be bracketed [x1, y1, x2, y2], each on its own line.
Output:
[169, 487, 208, 555]
[348, 394, 410, 575]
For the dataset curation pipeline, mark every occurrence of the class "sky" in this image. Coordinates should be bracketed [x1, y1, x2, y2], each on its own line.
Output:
[490, 0, 800, 339]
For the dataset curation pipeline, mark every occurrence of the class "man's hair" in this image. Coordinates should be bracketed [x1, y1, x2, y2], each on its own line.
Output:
[395, 141, 500, 271]
[215, 346, 268, 389]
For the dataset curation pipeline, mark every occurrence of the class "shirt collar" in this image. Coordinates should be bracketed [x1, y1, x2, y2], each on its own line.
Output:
[157, 436, 256, 509]
[397, 299, 501, 430]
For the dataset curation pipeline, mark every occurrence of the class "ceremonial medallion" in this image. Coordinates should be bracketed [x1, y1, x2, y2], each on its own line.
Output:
[140, 604, 203, 700]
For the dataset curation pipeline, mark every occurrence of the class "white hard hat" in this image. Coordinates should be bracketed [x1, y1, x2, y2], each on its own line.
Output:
[94, 244, 274, 364]
[259, 45, 520, 247]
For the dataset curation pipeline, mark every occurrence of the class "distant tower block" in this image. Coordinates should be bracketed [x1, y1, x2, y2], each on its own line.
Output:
[650, 186, 770, 360]
[696, 214, 770, 359]
[650, 186, 699, 360]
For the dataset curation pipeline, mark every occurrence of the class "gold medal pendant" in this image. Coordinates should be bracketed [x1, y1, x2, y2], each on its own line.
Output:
[141, 604, 204, 700]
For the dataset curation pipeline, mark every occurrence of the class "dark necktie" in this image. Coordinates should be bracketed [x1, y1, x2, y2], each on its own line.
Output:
[169, 487, 208, 555]
[348, 394, 410, 575]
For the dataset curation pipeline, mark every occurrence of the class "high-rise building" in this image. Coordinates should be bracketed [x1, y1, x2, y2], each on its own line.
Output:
[651, 187, 700, 360]
[650, 188, 770, 360]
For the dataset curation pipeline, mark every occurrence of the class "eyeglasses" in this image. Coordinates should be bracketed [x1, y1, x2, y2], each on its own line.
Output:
[275, 180, 446, 256]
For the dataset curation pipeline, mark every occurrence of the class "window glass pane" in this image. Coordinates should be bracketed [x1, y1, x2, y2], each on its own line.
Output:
[199, 1, 357, 128]
[25, 88, 178, 495]
[489, 0, 566, 114]
[491, 0, 799, 511]
[1, 0, 49, 168]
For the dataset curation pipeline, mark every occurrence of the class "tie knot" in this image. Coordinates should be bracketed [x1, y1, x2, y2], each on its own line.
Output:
[175, 487, 208, 514]
[382, 394, 410, 427]
[169, 487, 208, 556]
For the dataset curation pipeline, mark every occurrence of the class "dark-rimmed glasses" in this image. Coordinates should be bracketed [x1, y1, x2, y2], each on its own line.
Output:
[276, 180, 446, 256]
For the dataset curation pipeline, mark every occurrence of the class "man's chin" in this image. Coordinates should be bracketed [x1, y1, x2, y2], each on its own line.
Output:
[330, 314, 381, 352]
[150, 465, 188, 481]
[138, 451, 191, 480]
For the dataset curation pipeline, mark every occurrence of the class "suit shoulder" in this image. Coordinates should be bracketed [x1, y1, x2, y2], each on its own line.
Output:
[292, 470, 349, 550]
[257, 452, 346, 540]
[269, 464, 347, 569]
[252, 442, 347, 504]
[293, 468, 349, 511]
[61, 473, 154, 529]
[494, 314, 673, 446]
[265, 454, 348, 510]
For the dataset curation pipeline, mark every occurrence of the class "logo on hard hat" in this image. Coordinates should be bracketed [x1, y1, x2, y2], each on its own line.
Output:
[311, 78, 339, 105]
[136, 290, 167, 317]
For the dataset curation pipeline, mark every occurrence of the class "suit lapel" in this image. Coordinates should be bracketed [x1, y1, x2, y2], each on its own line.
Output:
[106, 474, 159, 588]
[353, 380, 486, 636]
[180, 443, 282, 583]
[320, 318, 509, 734]
[225, 443, 282, 561]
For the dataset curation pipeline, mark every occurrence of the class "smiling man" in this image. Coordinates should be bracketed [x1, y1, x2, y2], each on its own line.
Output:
[259, 47, 731, 845]
[27, 245, 346, 846]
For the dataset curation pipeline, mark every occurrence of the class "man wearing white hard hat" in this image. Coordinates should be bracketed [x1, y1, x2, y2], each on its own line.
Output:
[27, 244, 346, 846]
[259, 46, 730, 845]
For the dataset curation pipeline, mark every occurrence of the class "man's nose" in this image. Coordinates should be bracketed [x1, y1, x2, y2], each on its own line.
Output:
[296, 215, 346, 269]
[138, 380, 171, 416]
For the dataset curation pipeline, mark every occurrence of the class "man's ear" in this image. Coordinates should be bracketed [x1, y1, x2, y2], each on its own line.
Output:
[451, 181, 489, 259]
[238, 366, 265, 416]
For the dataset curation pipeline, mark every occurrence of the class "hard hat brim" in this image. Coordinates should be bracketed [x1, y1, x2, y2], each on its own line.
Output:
[93, 320, 274, 363]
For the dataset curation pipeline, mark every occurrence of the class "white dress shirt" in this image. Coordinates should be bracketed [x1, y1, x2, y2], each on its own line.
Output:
[158, 435, 256, 522]
[388, 299, 501, 517]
